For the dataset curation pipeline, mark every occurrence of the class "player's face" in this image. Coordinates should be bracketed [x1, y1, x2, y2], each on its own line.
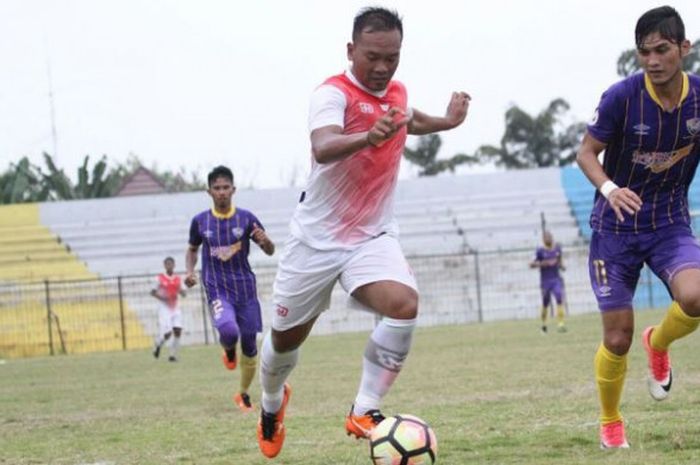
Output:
[164, 259, 175, 274]
[637, 32, 690, 87]
[347, 28, 402, 91]
[208, 176, 235, 210]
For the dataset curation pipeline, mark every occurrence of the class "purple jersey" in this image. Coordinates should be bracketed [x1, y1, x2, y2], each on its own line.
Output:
[535, 245, 562, 284]
[587, 72, 700, 234]
[189, 207, 263, 304]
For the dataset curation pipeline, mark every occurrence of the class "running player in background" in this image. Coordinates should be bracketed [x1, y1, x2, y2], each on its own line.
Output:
[256, 7, 470, 458]
[152, 256, 187, 362]
[577, 5, 700, 449]
[530, 230, 567, 333]
[185, 165, 275, 413]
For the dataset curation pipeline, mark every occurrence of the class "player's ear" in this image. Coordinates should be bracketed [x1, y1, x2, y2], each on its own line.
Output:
[681, 39, 691, 58]
[347, 42, 354, 61]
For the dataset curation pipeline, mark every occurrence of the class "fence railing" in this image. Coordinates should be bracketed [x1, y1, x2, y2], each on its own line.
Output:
[0, 245, 668, 358]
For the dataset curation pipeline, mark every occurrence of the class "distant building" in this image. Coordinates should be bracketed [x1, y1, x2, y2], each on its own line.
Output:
[115, 166, 166, 197]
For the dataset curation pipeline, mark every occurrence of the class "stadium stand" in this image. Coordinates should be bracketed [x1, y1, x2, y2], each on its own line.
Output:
[0, 203, 149, 357]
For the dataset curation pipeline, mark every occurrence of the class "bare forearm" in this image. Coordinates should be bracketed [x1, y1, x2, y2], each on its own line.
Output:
[185, 248, 198, 274]
[261, 241, 275, 256]
[408, 114, 455, 135]
[312, 132, 370, 164]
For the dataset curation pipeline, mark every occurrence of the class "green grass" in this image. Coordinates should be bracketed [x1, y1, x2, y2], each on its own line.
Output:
[3, 309, 700, 464]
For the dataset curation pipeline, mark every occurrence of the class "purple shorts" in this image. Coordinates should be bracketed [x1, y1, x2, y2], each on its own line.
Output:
[541, 279, 564, 307]
[209, 297, 262, 334]
[588, 224, 700, 311]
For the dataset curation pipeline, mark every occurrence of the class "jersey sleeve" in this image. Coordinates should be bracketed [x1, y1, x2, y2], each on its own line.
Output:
[189, 217, 203, 246]
[587, 83, 625, 144]
[247, 212, 264, 236]
[152, 276, 161, 292]
[308, 84, 347, 132]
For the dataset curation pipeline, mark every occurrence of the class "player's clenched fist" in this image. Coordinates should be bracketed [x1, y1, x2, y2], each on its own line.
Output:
[367, 107, 411, 147]
[444, 91, 470, 128]
[184, 272, 197, 288]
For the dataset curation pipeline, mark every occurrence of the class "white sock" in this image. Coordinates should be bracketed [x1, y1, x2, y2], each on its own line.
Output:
[353, 317, 416, 416]
[260, 331, 299, 413]
[169, 336, 180, 358]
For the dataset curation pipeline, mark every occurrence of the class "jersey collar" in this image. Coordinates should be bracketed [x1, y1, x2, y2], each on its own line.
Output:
[644, 71, 689, 111]
[211, 206, 236, 219]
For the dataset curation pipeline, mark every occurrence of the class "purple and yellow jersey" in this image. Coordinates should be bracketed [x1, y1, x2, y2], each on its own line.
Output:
[535, 244, 562, 284]
[587, 72, 700, 234]
[189, 207, 264, 303]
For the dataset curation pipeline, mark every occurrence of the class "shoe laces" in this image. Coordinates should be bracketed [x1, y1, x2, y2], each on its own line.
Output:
[261, 410, 278, 440]
[602, 421, 625, 446]
[650, 346, 669, 381]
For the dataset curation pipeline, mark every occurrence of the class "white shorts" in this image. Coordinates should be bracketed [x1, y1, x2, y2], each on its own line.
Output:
[272, 234, 417, 331]
[158, 305, 183, 335]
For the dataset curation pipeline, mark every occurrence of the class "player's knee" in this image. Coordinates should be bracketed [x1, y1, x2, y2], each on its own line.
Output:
[218, 321, 240, 348]
[674, 291, 700, 317]
[389, 294, 418, 320]
[604, 329, 633, 355]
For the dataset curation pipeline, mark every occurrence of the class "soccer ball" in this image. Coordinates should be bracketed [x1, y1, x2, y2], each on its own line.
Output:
[369, 414, 437, 465]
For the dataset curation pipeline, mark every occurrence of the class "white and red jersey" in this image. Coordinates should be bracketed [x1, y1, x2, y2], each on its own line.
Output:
[290, 70, 410, 250]
[154, 273, 183, 310]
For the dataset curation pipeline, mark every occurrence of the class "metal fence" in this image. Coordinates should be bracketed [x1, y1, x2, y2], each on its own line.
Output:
[0, 244, 668, 358]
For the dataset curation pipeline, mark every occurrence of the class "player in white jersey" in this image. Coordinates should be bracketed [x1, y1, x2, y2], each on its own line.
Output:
[256, 7, 471, 458]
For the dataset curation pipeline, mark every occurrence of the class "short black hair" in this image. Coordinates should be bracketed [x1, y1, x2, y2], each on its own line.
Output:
[635, 6, 685, 48]
[352, 7, 403, 42]
[164, 256, 174, 263]
[207, 165, 234, 187]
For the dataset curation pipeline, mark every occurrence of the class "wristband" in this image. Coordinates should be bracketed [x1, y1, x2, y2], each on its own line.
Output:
[599, 180, 619, 199]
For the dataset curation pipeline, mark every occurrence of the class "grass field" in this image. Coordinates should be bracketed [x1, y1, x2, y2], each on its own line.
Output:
[3, 309, 700, 465]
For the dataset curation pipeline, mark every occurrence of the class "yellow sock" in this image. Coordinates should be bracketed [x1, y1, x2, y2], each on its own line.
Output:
[651, 301, 700, 351]
[594, 343, 626, 425]
[540, 306, 548, 324]
[556, 305, 565, 326]
[239, 353, 257, 394]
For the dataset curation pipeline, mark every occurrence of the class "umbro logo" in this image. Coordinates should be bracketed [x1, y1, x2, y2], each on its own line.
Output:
[380, 104, 389, 111]
[634, 123, 650, 135]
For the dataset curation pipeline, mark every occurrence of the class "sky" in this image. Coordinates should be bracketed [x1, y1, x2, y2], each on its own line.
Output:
[2, 0, 700, 189]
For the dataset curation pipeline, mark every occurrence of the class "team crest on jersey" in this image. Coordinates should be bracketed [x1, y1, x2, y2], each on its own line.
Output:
[232, 227, 244, 238]
[359, 102, 374, 114]
[203, 230, 214, 238]
[686, 118, 700, 136]
[633, 123, 650, 136]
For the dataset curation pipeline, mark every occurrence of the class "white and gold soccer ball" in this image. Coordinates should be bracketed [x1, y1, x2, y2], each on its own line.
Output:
[369, 414, 437, 465]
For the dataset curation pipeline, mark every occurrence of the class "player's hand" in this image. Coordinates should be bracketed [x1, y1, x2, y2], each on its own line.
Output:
[367, 107, 411, 147]
[444, 91, 471, 128]
[251, 223, 270, 246]
[184, 273, 197, 288]
[607, 187, 642, 222]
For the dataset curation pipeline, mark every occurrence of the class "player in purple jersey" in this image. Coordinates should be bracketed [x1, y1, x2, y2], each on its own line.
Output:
[185, 165, 275, 413]
[529, 231, 566, 333]
[577, 6, 700, 449]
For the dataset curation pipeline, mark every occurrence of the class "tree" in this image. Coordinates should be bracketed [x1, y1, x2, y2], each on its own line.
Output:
[472, 99, 585, 169]
[617, 39, 700, 77]
[0, 157, 49, 204]
[403, 134, 477, 176]
[38, 153, 125, 200]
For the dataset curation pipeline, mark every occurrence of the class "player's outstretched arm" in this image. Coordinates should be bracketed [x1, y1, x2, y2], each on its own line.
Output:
[408, 92, 470, 135]
[311, 107, 410, 164]
[577, 132, 642, 222]
[184, 245, 199, 287]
